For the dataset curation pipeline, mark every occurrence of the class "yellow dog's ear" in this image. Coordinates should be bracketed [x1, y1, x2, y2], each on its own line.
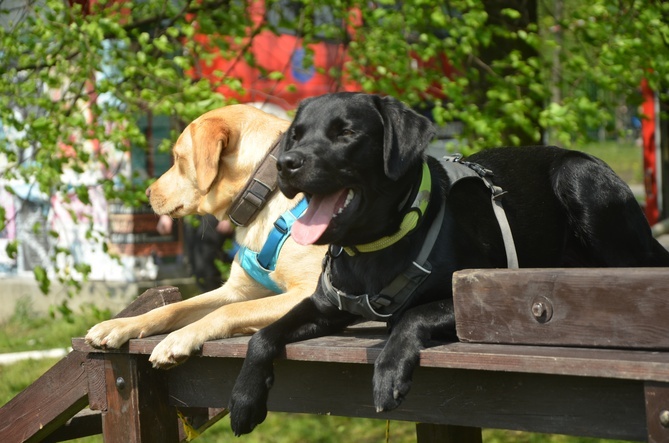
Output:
[192, 118, 229, 193]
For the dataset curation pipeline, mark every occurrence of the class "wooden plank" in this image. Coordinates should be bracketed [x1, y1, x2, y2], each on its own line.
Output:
[645, 382, 669, 443]
[71, 327, 390, 362]
[166, 357, 648, 441]
[420, 342, 669, 382]
[85, 354, 107, 412]
[415, 423, 482, 443]
[73, 331, 669, 383]
[453, 268, 669, 349]
[0, 351, 89, 443]
[115, 286, 183, 318]
[101, 354, 179, 443]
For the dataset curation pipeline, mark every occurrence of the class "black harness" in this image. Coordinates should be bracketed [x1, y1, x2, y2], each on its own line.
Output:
[321, 155, 518, 321]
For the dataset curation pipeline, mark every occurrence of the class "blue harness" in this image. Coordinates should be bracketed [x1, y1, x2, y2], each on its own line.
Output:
[236, 198, 309, 293]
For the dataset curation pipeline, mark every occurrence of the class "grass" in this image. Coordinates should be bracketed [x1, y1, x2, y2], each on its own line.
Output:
[0, 299, 109, 353]
[0, 358, 61, 406]
[0, 141, 643, 442]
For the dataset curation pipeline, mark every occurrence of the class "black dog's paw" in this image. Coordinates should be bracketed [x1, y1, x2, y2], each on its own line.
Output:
[229, 391, 268, 436]
[372, 354, 413, 412]
[228, 367, 273, 436]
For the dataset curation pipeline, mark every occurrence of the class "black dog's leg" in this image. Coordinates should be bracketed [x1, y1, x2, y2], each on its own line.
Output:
[373, 299, 456, 412]
[229, 295, 357, 436]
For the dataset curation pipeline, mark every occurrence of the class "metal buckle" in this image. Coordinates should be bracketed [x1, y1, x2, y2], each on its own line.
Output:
[273, 217, 288, 234]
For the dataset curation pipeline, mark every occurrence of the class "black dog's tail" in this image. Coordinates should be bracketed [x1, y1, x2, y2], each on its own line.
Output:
[553, 151, 669, 267]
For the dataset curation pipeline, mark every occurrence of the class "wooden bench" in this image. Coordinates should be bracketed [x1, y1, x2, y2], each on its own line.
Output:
[2, 269, 669, 442]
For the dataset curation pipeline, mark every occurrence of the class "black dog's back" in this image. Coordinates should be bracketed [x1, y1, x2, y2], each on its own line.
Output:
[453, 146, 669, 268]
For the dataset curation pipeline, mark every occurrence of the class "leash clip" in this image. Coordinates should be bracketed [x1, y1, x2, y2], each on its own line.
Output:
[468, 162, 494, 177]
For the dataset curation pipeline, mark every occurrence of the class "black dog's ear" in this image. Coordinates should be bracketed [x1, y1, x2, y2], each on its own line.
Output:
[374, 95, 435, 180]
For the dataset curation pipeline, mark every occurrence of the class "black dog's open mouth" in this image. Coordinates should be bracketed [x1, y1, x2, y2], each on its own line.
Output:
[292, 188, 355, 245]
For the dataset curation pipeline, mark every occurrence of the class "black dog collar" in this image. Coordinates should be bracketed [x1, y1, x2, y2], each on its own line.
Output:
[343, 162, 432, 256]
[228, 140, 282, 227]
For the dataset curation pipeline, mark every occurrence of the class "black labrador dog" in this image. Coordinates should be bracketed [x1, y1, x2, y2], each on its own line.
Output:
[229, 92, 669, 435]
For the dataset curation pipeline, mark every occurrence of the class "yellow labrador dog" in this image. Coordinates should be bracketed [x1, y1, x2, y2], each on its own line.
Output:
[85, 105, 326, 368]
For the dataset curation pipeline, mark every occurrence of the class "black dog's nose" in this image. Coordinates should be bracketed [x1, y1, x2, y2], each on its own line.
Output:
[276, 152, 305, 175]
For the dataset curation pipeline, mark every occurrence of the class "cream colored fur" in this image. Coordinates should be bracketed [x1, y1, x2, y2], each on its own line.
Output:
[85, 105, 326, 368]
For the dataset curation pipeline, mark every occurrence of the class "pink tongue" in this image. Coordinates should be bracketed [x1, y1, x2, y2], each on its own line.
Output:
[292, 190, 348, 245]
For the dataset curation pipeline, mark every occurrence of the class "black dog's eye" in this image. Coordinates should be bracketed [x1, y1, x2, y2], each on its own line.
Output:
[291, 127, 303, 142]
[326, 118, 355, 141]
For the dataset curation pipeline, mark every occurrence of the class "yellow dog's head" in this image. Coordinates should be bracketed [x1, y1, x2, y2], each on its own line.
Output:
[147, 105, 289, 220]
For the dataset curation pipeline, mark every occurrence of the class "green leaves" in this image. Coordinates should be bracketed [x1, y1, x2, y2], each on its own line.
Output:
[344, 0, 669, 150]
[501, 8, 522, 20]
[33, 266, 50, 295]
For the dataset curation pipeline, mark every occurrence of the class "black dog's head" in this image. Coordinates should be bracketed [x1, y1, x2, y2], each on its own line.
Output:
[277, 92, 435, 247]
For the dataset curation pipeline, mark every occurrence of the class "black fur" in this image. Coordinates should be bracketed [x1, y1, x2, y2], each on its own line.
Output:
[228, 92, 669, 435]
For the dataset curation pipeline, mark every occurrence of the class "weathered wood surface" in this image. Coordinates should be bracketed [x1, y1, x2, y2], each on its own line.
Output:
[0, 351, 90, 443]
[72, 328, 669, 383]
[99, 353, 178, 442]
[114, 286, 183, 319]
[0, 286, 183, 443]
[72, 323, 669, 442]
[453, 268, 669, 349]
[152, 351, 650, 440]
[645, 382, 669, 442]
[416, 423, 483, 443]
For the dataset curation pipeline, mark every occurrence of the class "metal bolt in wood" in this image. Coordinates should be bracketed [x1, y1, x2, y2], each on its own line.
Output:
[660, 410, 669, 428]
[530, 296, 553, 323]
[532, 303, 546, 318]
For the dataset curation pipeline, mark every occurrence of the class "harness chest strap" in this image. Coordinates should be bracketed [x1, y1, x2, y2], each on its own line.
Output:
[237, 198, 309, 293]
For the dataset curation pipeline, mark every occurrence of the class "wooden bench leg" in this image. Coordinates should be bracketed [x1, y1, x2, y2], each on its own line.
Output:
[645, 382, 669, 443]
[100, 353, 179, 443]
[416, 423, 482, 443]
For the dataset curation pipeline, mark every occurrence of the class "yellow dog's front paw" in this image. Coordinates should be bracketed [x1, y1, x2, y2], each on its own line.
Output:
[85, 319, 139, 349]
[149, 331, 202, 369]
